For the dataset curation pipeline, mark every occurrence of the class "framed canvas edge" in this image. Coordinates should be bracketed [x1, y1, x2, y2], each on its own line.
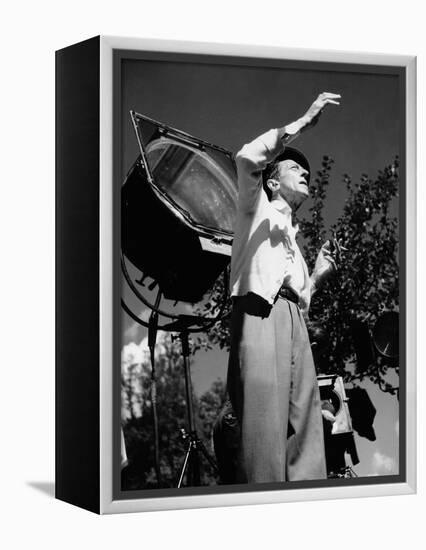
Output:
[98, 36, 417, 514]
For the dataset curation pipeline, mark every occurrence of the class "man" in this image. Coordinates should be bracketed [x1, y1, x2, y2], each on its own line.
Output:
[226, 92, 341, 483]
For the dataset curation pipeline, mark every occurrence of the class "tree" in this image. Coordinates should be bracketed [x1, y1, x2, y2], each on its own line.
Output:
[121, 333, 226, 490]
[198, 156, 400, 394]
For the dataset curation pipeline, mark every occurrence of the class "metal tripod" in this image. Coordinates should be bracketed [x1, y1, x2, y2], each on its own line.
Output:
[168, 324, 218, 488]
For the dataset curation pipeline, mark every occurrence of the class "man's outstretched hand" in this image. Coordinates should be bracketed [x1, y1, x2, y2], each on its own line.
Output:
[282, 92, 341, 141]
[301, 92, 341, 130]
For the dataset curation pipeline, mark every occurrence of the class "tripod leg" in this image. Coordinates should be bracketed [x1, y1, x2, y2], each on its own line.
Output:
[177, 440, 193, 488]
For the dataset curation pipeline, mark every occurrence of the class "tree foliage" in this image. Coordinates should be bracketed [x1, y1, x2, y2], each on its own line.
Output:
[121, 334, 226, 490]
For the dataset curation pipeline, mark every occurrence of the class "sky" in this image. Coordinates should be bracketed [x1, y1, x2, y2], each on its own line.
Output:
[121, 57, 400, 224]
[120, 54, 401, 478]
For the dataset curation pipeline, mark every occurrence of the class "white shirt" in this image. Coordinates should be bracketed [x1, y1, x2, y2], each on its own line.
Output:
[230, 128, 312, 312]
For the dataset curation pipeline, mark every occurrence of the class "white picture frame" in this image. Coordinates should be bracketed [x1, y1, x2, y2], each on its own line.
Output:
[56, 35, 416, 514]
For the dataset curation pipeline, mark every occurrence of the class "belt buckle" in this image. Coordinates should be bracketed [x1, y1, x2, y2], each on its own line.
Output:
[279, 286, 298, 305]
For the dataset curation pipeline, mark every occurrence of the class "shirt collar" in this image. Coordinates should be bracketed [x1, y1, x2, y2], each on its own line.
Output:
[271, 198, 299, 234]
[271, 197, 292, 215]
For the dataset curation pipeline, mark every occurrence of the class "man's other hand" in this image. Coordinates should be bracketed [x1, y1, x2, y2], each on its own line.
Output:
[311, 237, 346, 292]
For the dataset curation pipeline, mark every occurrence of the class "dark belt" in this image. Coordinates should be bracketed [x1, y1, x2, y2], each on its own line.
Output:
[277, 286, 299, 305]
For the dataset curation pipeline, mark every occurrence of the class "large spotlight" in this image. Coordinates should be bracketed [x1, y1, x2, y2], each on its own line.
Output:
[122, 112, 238, 303]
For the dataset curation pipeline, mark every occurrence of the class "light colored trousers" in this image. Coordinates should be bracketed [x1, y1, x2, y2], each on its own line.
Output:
[227, 293, 327, 483]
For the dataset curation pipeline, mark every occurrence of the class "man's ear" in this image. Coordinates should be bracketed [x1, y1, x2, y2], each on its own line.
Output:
[267, 178, 279, 193]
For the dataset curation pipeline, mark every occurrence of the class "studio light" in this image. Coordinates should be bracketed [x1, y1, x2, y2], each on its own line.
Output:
[350, 311, 399, 374]
[121, 113, 239, 487]
[121, 112, 238, 303]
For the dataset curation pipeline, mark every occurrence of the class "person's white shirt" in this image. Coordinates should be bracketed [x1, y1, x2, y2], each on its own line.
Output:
[230, 128, 312, 313]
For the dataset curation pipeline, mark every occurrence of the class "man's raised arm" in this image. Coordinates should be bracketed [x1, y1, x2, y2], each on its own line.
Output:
[235, 93, 341, 212]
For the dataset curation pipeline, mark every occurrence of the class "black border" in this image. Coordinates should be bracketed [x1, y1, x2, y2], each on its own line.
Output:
[113, 49, 406, 502]
[56, 36, 100, 513]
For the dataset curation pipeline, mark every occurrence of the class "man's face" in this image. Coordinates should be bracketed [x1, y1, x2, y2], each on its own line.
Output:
[276, 159, 310, 205]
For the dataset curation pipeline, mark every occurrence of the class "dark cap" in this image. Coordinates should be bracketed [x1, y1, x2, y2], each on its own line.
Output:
[263, 146, 311, 186]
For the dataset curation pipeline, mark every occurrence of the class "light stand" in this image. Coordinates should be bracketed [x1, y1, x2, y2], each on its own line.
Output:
[122, 254, 228, 488]
[162, 319, 219, 487]
[147, 290, 162, 486]
[121, 112, 236, 488]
